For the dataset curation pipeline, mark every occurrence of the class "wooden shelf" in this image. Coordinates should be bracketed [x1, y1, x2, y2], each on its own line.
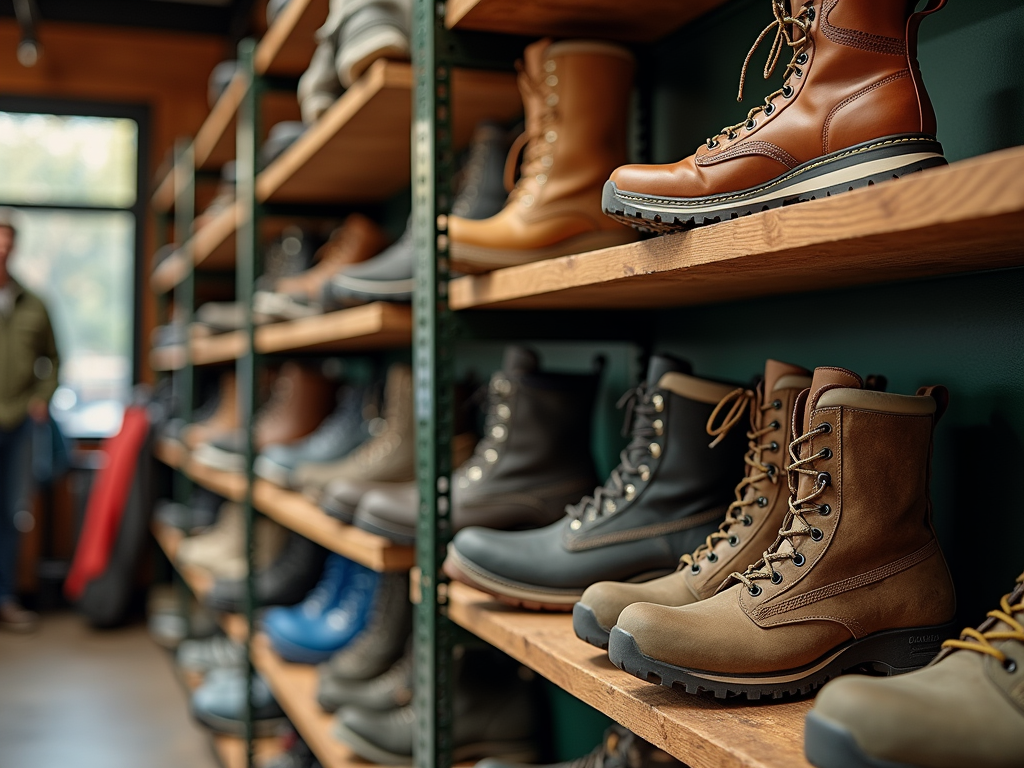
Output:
[450, 147, 1024, 311]
[152, 169, 175, 213]
[252, 633, 374, 768]
[255, 0, 329, 76]
[150, 344, 186, 372]
[255, 303, 413, 353]
[448, 582, 812, 768]
[150, 202, 239, 294]
[257, 60, 521, 204]
[253, 481, 414, 571]
[191, 331, 249, 366]
[213, 735, 284, 768]
[445, 0, 727, 42]
[186, 457, 249, 502]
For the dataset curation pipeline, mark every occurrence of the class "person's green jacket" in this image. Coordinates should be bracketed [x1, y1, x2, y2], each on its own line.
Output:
[0, 279, 60, 430]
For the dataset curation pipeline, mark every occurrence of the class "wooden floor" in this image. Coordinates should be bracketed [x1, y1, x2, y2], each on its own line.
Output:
[0, 613, 219, 768]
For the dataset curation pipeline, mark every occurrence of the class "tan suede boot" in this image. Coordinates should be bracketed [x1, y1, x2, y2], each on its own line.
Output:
[573, 360, 811, 649]
[806, 572, 1024, 768]
[448, 39, 638, 273]
[609, 366, 957, 699]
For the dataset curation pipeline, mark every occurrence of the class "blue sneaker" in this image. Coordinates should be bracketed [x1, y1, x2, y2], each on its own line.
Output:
[263, 554, 381, 664]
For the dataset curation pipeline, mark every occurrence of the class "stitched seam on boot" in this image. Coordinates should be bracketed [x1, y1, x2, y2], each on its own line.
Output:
[696, 141, 799, 169]
[564, 506, 727, 551]
[753, 539, 939, 620]
[821, 0, 907, 56]
[822, 70, 911, 156]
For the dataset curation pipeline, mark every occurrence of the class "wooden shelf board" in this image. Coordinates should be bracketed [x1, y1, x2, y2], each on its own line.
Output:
[450, 146, 1024, 311]
[194, 201, 242, 271]
[252, 633, 375, 768]
[150, 344, 187, 372]
[155, 438, 188, 469]
[255, 0, 329, 76]
[448, 582, 812, 768]
[255, 302, 413, 354]
[257, 61, 521, 204]
[445, 0, 727, 42]
[185, 458, 249, 502]
[152, 169, 175, 212]
[213, 735, 284, 768]
[191, 331, 249, 366]
[253, 480, 415, 572]
[151, 251, 190, 294]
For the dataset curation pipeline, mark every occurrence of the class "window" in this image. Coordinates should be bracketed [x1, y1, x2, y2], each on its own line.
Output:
[0, 102, 147, 438]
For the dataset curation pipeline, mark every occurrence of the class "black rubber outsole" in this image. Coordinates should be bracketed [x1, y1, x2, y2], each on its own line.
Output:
[804, 711, 916, 768]
[352, 513, 417, 546]
[572, 603, 612, 650]
[321, 499, 358, 524]
[602, 135, 946, 234]
[607, 622, 956, 701]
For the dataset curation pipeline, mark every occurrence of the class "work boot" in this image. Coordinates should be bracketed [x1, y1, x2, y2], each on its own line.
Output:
[298, 37, 344, 124]
[180, 370, 238, 451]
[448, 39, 638, 273]
[444, 356, 747, 610]
[253, 214, 388, 321]
[574, 360, 812, 649]
[176, 502, 288, 579]
[299, 363, 414, 514]
[477, 724, 689, 768]
[193, 362, 336, 472]
[333, 0, 411, 88]
[805, 571, 1024, 768]
[319, 647, 412, 713]
[609, 367, 957, 699]
[603, 0, 948, 232]
[354, 346, 600, 544]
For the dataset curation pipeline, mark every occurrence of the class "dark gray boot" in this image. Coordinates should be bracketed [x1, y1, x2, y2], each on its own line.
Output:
[444, 355, 748, 610]
[353, 345, 601, 544]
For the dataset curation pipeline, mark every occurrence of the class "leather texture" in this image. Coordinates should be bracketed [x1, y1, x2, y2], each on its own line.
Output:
[578, 360, 812, 634]
[319, 647, 413, 713]
[448, 39, 637, 267]
[609, 0, 945, 199]
[615, 366, 956, 675]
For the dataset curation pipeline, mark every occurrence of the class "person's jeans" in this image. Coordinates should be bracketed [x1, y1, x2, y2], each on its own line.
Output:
[0, 418, 33, 602]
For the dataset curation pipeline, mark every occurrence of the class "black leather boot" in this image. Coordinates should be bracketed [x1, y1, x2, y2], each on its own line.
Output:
[353, 345, 601, 544]
[444, 355, 748, 610]
[205, 531, 328, 612]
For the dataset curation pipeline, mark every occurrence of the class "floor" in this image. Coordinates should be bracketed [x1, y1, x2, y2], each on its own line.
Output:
[0, 613, 220, 768]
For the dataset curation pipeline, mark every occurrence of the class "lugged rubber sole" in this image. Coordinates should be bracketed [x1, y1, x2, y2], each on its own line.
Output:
[572, 603, 612, 650]
[804, 711, 916, 768]
[602, 134, 946, 234]
[320, 495, 358, 524]
[607, 622, 956, 700]
[443, 547, 582, 611]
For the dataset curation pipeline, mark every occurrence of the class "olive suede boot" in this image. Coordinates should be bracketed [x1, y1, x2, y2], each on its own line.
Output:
[805, 571, 1024, 768]
[574, 360, 811, 649]
[609, 367, 957, 699]
[444, 355, 747, 610]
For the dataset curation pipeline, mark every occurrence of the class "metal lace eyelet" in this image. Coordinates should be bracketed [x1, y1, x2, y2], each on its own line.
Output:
[748, 585, 763, 597]
[764, 103, 776, 116]
[728, 535, 740, 547]
[805, 7, 815, 22]
[770, 441, 780, 452]
[1003, 658, 1018, 673]
[772, 400, 782, 410]
[771, 571, 783, 585]
[757, 496, 769, 508]
[570, 519, 582, 530]
[707, 552, 718, 563]
[810, 527, 824, 541]
[766, 464, 778, 478]
[742, 514, 753, 526]
[727, 131, 738, 140]
[816, 471, 831, 488]
[793, 553, 806, 566]
[782, 84, 794, 98]
[819, 504, 831, 517]
[796, 52, 809, 65]
[691, 563, 700, 574]
[652, 394, 665, 412]
[649, 442, 662, 459]
[819, 447, 833, 460]
[770, 421, 780, 430]
[745, 118, 757, 130]
[817, 422, 832, 434]
[706, 139, 719, 149]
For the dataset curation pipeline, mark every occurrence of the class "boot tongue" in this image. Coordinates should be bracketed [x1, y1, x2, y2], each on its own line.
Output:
[646, 355, 692, 387]
[763, 359, 811, 395]
[522, 38, 552, 81]
[502, 345, 539, 376]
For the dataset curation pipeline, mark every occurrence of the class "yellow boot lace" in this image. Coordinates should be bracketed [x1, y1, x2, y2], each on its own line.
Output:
[942, 575, 1024, 672]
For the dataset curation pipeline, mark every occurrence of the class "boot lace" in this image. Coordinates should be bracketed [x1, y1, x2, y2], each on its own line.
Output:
[942, 575, 1024, 671]
[567, 383, 659, 527]
[705, 0, 813, 149]
[731, 417, 832, 594]
[678, 387, 780, 571]
[456, 373, 514, 486]
[504, 60, 559, 204]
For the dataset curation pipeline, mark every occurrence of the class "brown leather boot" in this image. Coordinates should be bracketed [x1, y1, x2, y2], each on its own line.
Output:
[448, 39, 638, 273]
[181, 370, 239, 450]
[573, 360, 811, 649]
[603, 0, 948, 232]
[256, 362, 338, 450]
[254, 214, 388, 321]
[608, 366, 957, 699]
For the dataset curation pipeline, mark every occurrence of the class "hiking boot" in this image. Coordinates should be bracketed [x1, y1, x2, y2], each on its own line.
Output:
[318, 646, 413, 713]
[805, 570, 1024, 768]
[603, 0, 948, 232]
[609, 367, 957, 699]
[574, 360, 812, 649]
[444, 355, 747, 610]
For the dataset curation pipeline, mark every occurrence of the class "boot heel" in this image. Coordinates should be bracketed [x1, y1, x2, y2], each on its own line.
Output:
[853, 622, 958, 676]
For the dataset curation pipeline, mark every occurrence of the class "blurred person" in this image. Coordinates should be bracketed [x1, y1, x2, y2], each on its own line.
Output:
[0, 208, 60, 632]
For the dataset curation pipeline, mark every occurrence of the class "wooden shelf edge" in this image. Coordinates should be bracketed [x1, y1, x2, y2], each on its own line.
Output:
[152, 169, 175, 212]
[253, 480, 415, 572]
[213, 735, 285, 768]
[155, 438, 188, 469]
[449, 146, 1024, 311]
[194, 202, 242, 269]
[254, 302, 413, 354]
[150, 345, 187, 372]
[255, 0, 329, 76]
[151, 251, 189, 294]
[191, 331, 249, 366]
[447, 582, 813, 768]
[195, 73, 247, 170]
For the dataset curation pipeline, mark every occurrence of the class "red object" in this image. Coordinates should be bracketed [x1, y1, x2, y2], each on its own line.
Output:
[64, 406, 150, 600]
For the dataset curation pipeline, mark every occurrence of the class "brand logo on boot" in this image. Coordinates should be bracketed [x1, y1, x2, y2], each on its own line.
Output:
[908, 634, 940, 645]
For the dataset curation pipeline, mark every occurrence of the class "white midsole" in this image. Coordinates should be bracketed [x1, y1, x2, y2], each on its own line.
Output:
[620, 152, 943, 216]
